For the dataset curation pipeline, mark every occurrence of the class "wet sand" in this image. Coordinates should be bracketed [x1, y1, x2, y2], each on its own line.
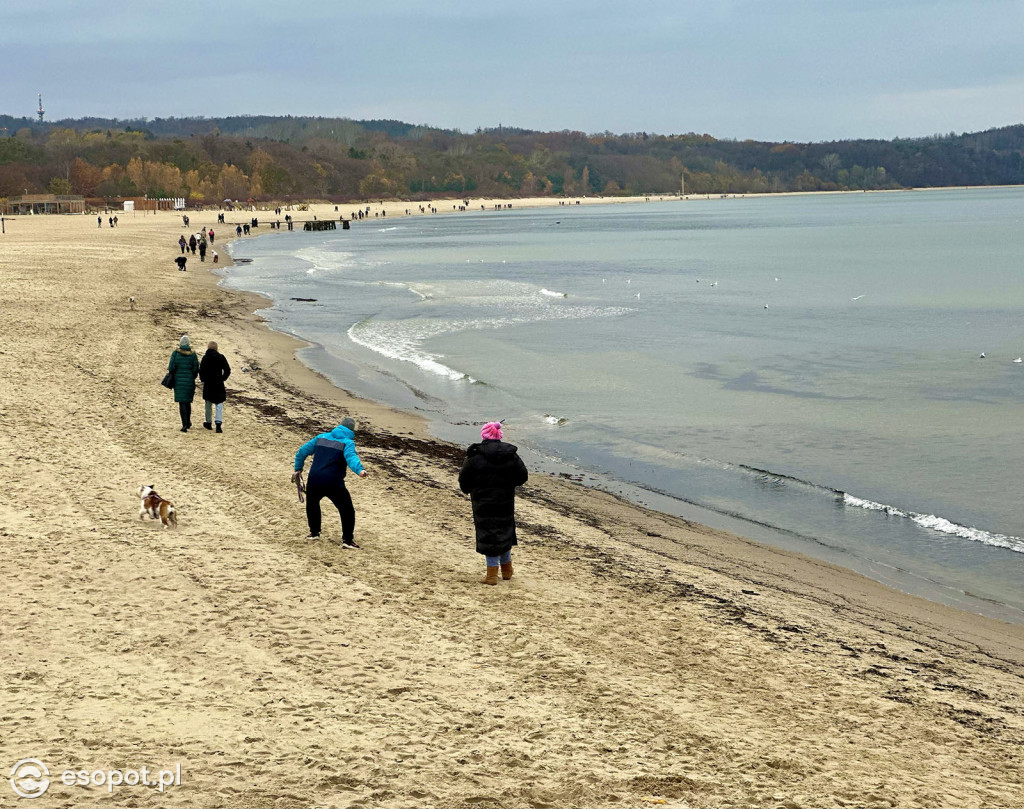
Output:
[2, 204, 1023, 808]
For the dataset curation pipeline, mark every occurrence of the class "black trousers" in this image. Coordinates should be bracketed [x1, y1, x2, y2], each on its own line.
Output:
[178, 401, 192, 428]
[305, 479, 355, 539]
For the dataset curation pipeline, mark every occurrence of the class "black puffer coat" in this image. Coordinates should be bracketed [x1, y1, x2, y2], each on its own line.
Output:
[458, 439, 529, 556]
[199, 348, 231, 404]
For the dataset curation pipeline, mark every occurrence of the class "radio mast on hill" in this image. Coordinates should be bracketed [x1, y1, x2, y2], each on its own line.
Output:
[37, 94, 45, 123]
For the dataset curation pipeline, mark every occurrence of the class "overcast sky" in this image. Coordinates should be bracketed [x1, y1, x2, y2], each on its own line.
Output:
[2, 0, 1021, 142]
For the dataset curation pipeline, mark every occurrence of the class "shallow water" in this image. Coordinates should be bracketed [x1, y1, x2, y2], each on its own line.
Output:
[222, 188, 1024, 622]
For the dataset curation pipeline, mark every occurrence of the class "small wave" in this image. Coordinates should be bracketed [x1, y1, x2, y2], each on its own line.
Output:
[347, 321, 477, 383]
[379, 226, 398, 232]
[738, 464, 844, 496]
[843, 494, 1024, 553]
[295, 247, 385, 274]
[541, 288, 568, 298]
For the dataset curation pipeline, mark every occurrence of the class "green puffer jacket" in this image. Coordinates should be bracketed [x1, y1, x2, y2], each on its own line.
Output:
[168, 348, 200, 403]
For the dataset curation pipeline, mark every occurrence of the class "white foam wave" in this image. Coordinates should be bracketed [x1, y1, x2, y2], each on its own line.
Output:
[345, 279, 630, 383]
[347, 320, 476, 382]
[295, 246, 386, 275]
[378, 226, 398, 232]
[544, 415, 569, 425]
[843, 494, 1024, 553]
[541, 288, 568, 298]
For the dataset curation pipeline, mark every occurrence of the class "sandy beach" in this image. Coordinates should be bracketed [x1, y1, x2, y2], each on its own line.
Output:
[2, 202, 1024, 809]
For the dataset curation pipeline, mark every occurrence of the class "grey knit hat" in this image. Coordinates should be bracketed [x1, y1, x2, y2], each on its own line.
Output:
[179, 334, 191, 349]
[341, 417, 356, 431]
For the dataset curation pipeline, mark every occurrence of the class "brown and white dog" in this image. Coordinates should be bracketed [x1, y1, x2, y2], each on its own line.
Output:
[138, 485, 177, 528]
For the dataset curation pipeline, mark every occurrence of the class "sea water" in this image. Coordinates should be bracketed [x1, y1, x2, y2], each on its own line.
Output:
[221, 188, 1024, 622]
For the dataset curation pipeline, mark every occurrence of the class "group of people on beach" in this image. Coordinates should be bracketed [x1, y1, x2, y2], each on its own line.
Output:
[178, 230, 216, 261]
[288, 414, 528, 583]
[166, 335, 231, 433]
[163, 215, 529, 583]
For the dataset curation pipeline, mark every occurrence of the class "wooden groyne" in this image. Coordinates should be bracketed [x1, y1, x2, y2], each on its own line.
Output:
[227, 218, 351, 233]
[303, 220, 337, 231]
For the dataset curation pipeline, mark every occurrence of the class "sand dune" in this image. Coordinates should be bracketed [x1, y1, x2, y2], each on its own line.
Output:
[1, 205, 1023, 808]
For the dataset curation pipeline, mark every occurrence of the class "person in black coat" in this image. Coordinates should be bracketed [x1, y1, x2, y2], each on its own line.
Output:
[458, 422, 529, 585]
[198, 341, 231, 432]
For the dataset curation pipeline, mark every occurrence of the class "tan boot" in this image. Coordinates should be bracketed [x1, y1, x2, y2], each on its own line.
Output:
[500, 561, 514, 580]
[482, 566, 499, 585]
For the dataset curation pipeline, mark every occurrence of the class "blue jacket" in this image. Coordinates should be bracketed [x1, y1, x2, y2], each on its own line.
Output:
[294, 424, 364, 484]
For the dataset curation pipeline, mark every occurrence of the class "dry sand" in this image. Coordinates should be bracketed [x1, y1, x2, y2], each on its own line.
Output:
[2, 203, 1024, 809]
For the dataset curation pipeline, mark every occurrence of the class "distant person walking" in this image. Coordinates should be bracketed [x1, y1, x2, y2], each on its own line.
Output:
[199, 341, 231, 432]
[198, 240, 207, 261]
[167, 335, 200, 432]
[97, 216, 102, 228]
[188, 234, 197, 254]
[459, 422, 529, 585]
[178, 235, 187, 253]
[292, 417, 367, 546]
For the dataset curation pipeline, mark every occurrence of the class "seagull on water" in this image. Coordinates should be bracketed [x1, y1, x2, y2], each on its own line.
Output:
[1014, 357, 1022, 363]
[979, 352, 986, 359]
[851, 295, 866, 301]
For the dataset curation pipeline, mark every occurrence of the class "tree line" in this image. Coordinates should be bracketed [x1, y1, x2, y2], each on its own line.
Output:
[1, 114, 1021, 204]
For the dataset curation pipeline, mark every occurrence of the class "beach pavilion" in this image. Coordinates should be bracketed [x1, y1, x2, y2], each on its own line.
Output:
[2, 194, 85, 215]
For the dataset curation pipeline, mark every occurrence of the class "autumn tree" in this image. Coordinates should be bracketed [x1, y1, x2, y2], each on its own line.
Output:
[217, 164, 250, 200]
[48, 177, 72, 195]
[68, 158, 102, 196]
[358, 167, 397, 197]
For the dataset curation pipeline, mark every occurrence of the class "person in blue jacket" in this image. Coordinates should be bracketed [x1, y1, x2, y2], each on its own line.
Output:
[292, 417, 367, 546]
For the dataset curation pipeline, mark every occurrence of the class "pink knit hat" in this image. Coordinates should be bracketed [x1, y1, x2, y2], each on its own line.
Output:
[481, 422, 503, 441]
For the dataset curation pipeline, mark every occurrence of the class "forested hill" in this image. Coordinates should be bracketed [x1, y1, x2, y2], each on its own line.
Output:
[1, 113, 1021, 203]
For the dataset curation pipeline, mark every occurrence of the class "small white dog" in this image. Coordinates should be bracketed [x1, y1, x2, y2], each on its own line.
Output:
[138, 485, 177, 528]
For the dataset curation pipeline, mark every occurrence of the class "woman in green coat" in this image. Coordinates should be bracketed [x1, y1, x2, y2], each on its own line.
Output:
[168, 334, 200, 432]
